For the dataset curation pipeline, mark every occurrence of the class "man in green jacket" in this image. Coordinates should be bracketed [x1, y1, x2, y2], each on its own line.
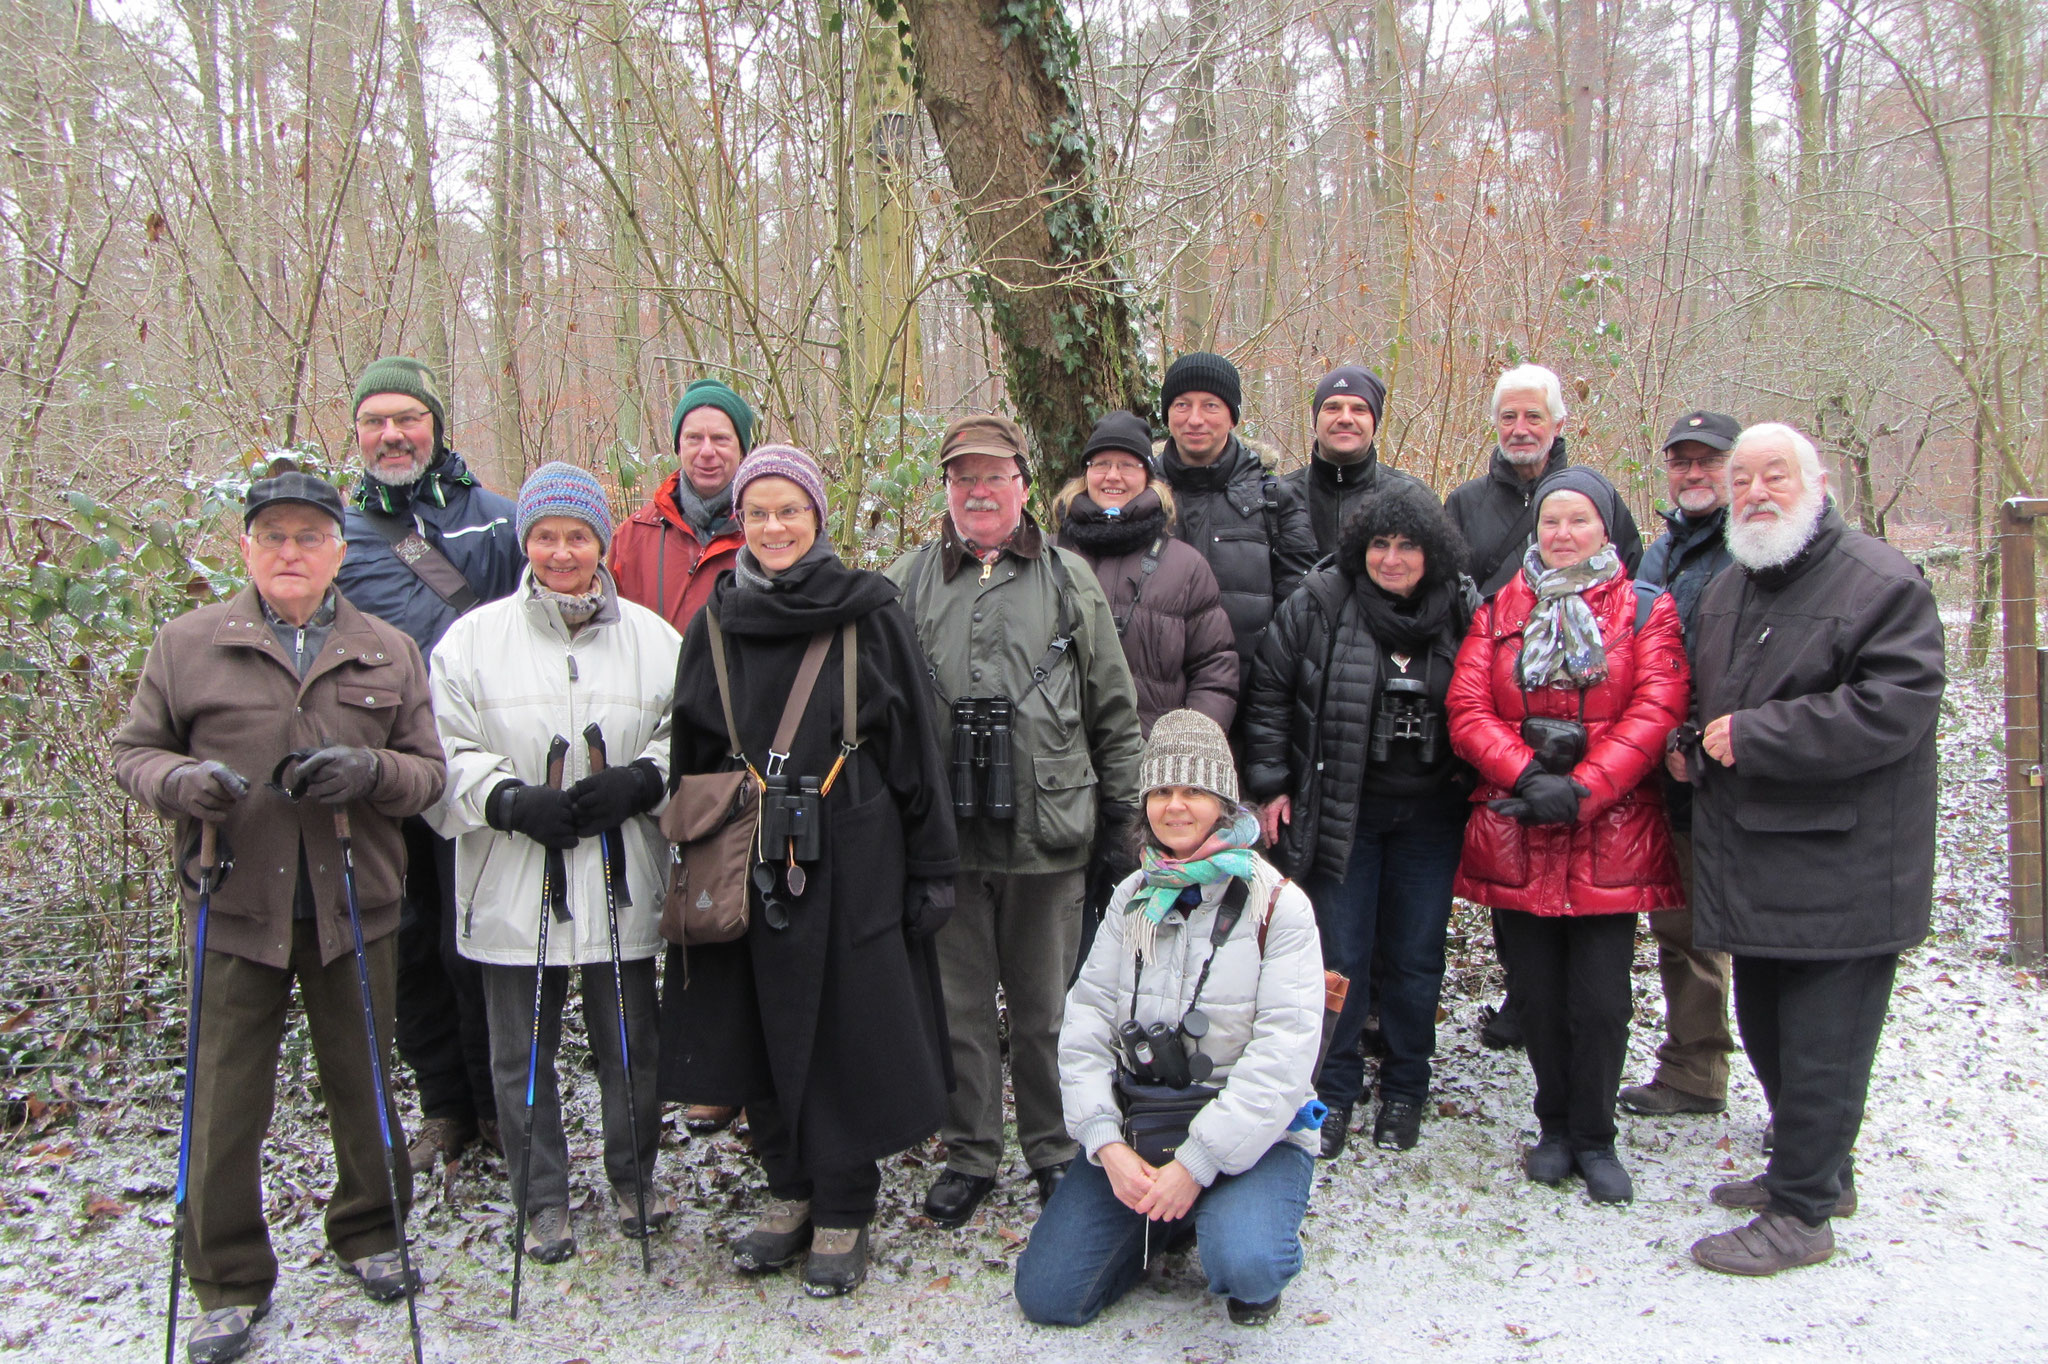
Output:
[887, 415, 1144, 1228]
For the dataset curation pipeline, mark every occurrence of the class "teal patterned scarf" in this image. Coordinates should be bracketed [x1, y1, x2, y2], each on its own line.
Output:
[1516, 543, 1621, 689]
[1126, 808, 1262, 960]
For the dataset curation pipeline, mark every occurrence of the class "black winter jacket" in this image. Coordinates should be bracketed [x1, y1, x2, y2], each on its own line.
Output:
[1637, 504, 1735, 831]
[337, 450, 523, 654]
[1690, 507, 1944, 959]
[1159, 436, 1319, 687]
[1444, 440, 1642, 599]
[1242, 565, 1472, 881]
[1280, 445, 1438, 560]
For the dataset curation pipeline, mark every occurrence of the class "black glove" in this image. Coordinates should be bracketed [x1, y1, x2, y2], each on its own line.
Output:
[566, 759, 663, 837]
[1086, 802, 1142, 913]
[486, 779, 579, 850]
[293, 745, 381, 806]
[161, 760, 250, 820]
[903, 876, 955, 939]
[1488, 764, 1589, 826]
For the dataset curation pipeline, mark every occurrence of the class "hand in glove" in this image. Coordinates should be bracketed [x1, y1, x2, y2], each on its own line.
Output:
[293, 745, 381, 806]
[566, 759, 663, 837]
[162, 760, 250, 820]
[1488, 763, 1588, 826]
[903, 876, 955, 939]
[1086, 802, 1142, 913]
[486, 779, 579, 850]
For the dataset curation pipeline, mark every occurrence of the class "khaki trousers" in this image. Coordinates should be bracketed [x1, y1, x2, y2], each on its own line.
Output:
[1646, 832, 1735, 1100]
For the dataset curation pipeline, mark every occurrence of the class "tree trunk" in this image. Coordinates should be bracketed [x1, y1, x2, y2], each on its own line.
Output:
[1786, 0, 1822, 244]
[900, 0, 1152, 482]
[1732, 0, 1760, 247]
[1169, 0, 1220, 350]
[393, 0, 449, 381]
[487, 30, 530, 486]
[853, 15, 924, 410]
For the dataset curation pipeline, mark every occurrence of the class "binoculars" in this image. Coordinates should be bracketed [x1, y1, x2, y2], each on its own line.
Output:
[760, 773, 822, 863]
[950, 696, 1015, 821]
[1117, 1013, 1217, 1088]
[1371, 676, 1441, 765]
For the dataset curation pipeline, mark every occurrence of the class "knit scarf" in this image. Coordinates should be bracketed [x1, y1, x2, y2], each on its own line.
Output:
[1125, 809, 1262, 961]
[531, 574, 606, 627]
[1516, 543, 1621, 688]
[672, 477, 737, 540]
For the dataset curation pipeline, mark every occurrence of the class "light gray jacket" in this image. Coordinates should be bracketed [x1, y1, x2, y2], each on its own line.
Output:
[1059, 856, 1322, 1184]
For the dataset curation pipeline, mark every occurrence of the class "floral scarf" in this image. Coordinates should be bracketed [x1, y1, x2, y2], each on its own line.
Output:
[1516, 543, 1622, 689]
[1125, 808, 1262, 961]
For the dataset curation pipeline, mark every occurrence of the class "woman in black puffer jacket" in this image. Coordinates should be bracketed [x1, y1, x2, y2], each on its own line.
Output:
[1242, 487, 1474, 1157]
[1054, 412, 1238, 737]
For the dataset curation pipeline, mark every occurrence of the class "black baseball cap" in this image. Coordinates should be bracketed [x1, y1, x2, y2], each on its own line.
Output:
[244, 469, 346, 530]
[1661, 410, 1741, 452]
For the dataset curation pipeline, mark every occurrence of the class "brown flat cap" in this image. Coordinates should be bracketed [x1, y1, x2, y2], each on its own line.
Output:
[939, 414, 1029, 465]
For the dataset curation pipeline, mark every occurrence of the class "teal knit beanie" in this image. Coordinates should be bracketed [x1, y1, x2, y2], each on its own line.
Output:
[353, 356, 448, 456]
[669, 378, 756, 456]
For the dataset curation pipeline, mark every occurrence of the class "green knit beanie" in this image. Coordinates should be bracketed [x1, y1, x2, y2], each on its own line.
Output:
[353, 357, 448, 455]
[669, 378, 755, 456]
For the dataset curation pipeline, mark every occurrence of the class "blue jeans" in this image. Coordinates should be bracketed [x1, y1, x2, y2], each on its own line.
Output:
[1303, 790, 1468, 1107]
[1014, 1141, 1313, 1325]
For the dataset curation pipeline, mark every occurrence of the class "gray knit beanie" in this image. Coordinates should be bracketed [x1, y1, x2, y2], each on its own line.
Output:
[1138, 709, 1240, 805]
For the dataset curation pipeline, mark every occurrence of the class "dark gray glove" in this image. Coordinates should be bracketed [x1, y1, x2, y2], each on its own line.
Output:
[1086, 802, 1141, 913]
[903, 877, 955, 939]
[294, 746, 381, 806]
[161, 760, 250, 820]
[1489, 763, 1588, 826]
[566, 759, 663, 837]
[486, 779, 579, 851]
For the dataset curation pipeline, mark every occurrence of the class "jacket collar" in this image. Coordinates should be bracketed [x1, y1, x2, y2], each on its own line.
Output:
[939, 510, 1046, 580]
[1657, 503, 1729, 549]
[352, 449, 476, 516]
[1309, 443, 1381, 487]
[517, 565, 624, 639]
[213, 584, 399, 684]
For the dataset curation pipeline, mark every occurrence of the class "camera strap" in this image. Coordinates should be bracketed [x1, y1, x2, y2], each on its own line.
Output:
[1127, 877, 1252, 1032]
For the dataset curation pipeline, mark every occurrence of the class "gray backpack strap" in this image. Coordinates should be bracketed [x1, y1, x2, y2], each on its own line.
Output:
[358, 508, 481, 612]
[1632, 580, 1662, 633]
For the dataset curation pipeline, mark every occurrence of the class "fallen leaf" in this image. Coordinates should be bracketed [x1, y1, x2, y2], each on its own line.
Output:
[1506, 1323, 1528, 1338]
[826, 1352, 864, 1360]
[1300, 1310, 1331, 1325]
[926, 1275, 952, 1290]
[1713, 1135, 1732, 1151]
[83, 1192, 127, 1220]
[996, 1226, 1025, 1246]
[0, 1004, 34, 1033]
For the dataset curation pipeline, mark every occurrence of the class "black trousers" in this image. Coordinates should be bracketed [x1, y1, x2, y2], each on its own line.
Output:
[1733, 952, 1896, 1226]
[1495, 909, 1637, 1150]
[747, 1096, 882, 1230]
[394, 816, 495, 1125]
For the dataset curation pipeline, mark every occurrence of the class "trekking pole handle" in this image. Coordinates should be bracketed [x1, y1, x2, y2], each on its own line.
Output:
[198, 821, 217, 874]
[546, 734, 569, 790]
[584, 722, 607, 774]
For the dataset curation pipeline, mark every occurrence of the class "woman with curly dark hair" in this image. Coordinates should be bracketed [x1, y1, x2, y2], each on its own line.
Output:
[1241, 486, 1475, 1156]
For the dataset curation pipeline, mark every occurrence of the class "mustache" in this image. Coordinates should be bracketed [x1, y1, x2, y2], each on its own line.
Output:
[962, 496, 1001, 512]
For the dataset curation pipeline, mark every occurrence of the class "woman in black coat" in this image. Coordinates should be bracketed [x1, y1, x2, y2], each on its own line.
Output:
[1241, 487, 1474, 1157]
[659, 445, 958, 1297]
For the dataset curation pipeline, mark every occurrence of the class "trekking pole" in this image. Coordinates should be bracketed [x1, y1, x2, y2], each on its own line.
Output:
[333, 805, 426, 1364]
[511, 734, 570, 1321]
[583, 723, 651, 1274]
[165, 822, 223, 1364]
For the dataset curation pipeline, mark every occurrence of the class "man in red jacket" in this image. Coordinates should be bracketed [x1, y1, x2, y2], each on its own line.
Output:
[611, 377, 756, 632]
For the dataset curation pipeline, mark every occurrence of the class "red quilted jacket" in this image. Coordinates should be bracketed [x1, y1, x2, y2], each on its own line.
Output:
[1447, 570, 1688, 916]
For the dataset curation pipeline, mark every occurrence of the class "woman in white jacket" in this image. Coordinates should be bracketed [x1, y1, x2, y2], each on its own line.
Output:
[429, 463, 678, 1264]
[1016, 710, 1324, 1329]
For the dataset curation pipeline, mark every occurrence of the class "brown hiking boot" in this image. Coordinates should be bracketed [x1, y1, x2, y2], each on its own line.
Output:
[802, 1225, 869, 1297]
[1692, 1211, 1834, 1275]
[1710, 1170, 1856, 1218]
[731, 1198, 811, 1272]
[1617, 1080, 1725, 1116]
[406, 1116, 473, 1175]
[683, 1104, 739, 1135]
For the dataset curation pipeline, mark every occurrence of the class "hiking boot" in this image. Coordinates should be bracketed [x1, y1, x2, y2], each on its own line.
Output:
[340, 1249, 416, 1302]
[1374, 1098, 1422, 1151]
[186, 1300, 269, 1364]
[613, 1186, 677, 1238]
[1032, 1159, 1073, 1206]
[1523, 1132, 1572, 1185]
[802, 1225, 869, 1297]
[519, 1205, 576, 1264]
[406, 1116, 473, 1175]
[1617, 1080, 1725, 1116]
[922, 1170, 995, 1229]
[1318, 1103, 1354, 1160]
[1227, 1292, 1282, 1326]
[683, 1104, 739, 1135]
[1711, 1170, 1856, 1218]
[1691, 1211, 1834, 1276]
[1575, 1147, 1634, 1205]
[1479, 1002, 1524, 1051]
[476, 1117, 502, 1156]
[731, 1198, 811, 1272]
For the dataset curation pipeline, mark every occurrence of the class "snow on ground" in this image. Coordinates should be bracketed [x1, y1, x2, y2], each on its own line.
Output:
[2, 669, 2045, 1363]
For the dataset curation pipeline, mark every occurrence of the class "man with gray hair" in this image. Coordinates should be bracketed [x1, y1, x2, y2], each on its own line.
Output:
[1682, 422, 1943, 1275]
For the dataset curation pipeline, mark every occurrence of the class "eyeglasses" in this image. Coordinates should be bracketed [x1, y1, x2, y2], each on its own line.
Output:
[249, 529, 337, 552]
[742, 505, 814, 527]
[354, 409, 433, 434]
[946, 472, 1021, 493]
[1665, 453, 1729, 472]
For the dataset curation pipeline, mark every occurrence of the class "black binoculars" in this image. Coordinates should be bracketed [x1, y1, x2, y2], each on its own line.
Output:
[950, 696, 1015, 821]
[760, 773, 822, 863]
[1371, 676, 1441, 765]
[1118, 1015, 1216, 1088]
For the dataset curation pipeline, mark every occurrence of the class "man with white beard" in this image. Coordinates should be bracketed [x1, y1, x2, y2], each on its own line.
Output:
[1681, 423, 1944, 1275]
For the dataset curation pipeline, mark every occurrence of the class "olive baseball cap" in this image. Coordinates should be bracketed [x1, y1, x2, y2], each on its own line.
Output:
[938, 415, 1032, 483]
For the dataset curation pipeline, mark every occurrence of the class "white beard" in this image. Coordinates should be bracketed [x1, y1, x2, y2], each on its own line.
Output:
[1727, 488, 1826, 570]
[1675, 486, 1721, 515]
[1501, 444, 1547, 469]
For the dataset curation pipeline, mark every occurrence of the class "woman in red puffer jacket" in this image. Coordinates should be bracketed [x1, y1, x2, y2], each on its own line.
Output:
[1447, 466, 1687, 1207]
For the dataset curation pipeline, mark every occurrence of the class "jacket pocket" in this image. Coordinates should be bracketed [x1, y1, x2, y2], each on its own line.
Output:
[1030, 750, 1098, 851]
[333, 676, 404, 746]
[1461, 803, 1529, 887]
[1726, 800, 1858, 912]
[1732, 801, 1858, 834]
[1589, 801, 1653, 888]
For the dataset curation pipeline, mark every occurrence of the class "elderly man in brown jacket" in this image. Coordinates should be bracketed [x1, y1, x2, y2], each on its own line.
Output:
[113, 468, 446, 1364]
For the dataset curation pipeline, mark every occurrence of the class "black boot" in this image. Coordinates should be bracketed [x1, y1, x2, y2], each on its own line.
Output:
[922, 1170, 995, 1229]
[1523, 1131, 1571, 1184]
[1575, 1147, 1634, 1205]
[1318, 1103, 1353, 1160]
[1032, 1159, 1073, 1206]
[1373, 1098, 1422, 1151]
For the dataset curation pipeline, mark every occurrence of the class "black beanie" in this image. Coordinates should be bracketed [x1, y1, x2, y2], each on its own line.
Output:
[1313, 365, 1386, 424]
[1532, 465, 1624, 539]
[1082, 411, 1155, 467]
[1161, 352, 1242, 425]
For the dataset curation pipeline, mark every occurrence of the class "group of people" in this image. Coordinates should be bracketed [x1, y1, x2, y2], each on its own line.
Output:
[114, 349, 1945, 1362]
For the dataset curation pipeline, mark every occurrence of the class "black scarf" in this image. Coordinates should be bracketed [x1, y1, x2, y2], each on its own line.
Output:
[1352, 574, 1455, 655]
[713, 543, 895, 636]
[1159, 435, 1246, 492]
[1059, 488, 1169, 560]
